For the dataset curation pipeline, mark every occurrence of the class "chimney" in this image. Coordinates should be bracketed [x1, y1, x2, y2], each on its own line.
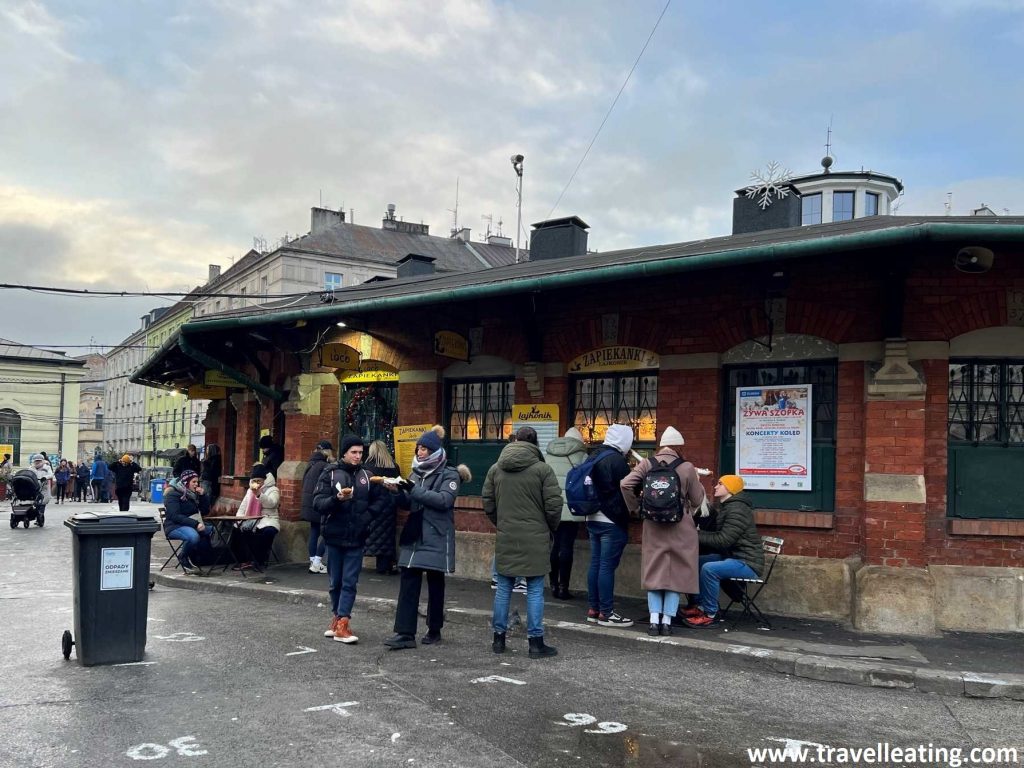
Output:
[396, 253, 436, 278]
[731, 183, 800, 234]
[452, 227, 471, 242]
[208, 264, 221, 283]
[382, 204, 429, 236]
[311, 207, 346, 234]
[529, 216, 589, 260]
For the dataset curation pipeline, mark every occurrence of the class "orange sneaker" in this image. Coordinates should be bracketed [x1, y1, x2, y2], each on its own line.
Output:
[323, 616, 340, 638]
[681, 605, 704, 619]
[333, 617, 359, 644]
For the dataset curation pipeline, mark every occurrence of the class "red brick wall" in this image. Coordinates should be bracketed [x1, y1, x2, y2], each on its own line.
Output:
[397, 381, 441, 425]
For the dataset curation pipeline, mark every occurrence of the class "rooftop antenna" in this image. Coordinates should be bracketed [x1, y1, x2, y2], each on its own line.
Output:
[447, 177, 460, 236]
[482, 213, 493, 239]
[821, 116, 834, 174]
[945, 192, 953, 216]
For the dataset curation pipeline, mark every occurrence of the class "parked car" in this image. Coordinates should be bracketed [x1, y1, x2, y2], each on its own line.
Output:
[138, 466, 174, 501]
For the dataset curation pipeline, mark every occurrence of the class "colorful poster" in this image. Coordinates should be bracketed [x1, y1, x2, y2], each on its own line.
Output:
[511, 404, 560, 452]
[735, 385, 813, 491]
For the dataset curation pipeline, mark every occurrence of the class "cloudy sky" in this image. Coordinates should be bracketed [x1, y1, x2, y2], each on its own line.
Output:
[2, 0, 1022, 350]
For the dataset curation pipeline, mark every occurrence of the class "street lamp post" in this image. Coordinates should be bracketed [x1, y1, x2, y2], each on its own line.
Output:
[148, 416, 156, 466]
[511, 154, 524, 264]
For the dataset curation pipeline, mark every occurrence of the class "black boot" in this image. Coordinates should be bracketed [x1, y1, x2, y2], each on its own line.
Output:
[492, 632, 506, 654]
[528, 636, 558, 659]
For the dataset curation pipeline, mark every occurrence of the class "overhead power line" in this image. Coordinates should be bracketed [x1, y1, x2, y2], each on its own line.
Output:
[0, 283, 320, 300]
[546, 0, 672, 220]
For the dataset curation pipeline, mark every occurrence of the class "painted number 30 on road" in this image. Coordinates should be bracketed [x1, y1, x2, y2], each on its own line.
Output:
[559, 713, 627, 734]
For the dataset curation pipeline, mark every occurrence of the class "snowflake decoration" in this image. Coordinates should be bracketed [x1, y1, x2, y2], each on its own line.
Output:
[745, 161, 793, 209]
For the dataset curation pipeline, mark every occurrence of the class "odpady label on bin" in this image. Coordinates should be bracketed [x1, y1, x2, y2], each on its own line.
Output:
[101, 547, 134, 590]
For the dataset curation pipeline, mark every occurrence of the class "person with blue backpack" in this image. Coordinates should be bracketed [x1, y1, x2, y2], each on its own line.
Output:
[565, 423, 635, 628]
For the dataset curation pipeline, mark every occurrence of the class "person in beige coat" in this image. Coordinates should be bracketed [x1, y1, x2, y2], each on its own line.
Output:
[233, 464, 280, 569]
[620, 427, 706, 636]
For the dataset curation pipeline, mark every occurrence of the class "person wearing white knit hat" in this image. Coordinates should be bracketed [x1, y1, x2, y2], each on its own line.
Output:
[621, 426, 706, 636]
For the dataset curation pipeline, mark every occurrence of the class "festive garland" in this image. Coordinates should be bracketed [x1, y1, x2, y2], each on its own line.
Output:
[344, 385, 396, 441]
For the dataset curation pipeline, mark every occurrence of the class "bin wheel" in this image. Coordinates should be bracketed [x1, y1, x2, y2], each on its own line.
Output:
[23, 519, 30, 528]
[61, 630, 74, 660]
[9, 517, 16, 529]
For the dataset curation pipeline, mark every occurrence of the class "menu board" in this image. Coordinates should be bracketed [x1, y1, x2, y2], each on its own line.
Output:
[735, 385, 812, 491]
[392, 424, 435, 477]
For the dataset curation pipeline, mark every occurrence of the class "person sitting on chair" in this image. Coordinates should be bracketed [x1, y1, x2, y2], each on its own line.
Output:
[683, 474, 764, 628]
[163, 470, 211, 575]
[232, 464, 280, 570]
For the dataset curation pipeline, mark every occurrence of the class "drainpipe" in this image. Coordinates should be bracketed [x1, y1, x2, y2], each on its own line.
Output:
[177, 332, 283, 402]
[58, 373, 66, 456]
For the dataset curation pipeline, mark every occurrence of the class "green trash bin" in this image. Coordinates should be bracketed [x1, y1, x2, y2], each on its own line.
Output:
[63, 512, 160, 666]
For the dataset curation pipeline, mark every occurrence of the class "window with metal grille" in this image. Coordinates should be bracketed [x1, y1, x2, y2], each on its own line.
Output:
[948, 360, 1024, 444]
[570, 372, 658, 445]
[446, 379, 514, 441]
[720, 360, 838, 511]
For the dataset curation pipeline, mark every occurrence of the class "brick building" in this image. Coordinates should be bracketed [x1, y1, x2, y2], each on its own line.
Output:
[134, 213, 1024, 635]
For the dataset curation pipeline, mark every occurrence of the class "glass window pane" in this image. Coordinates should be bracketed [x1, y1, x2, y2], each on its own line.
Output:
[801, 193, 822, 225]
[833, 191, 854, 221]
[865, 192, 879, 217]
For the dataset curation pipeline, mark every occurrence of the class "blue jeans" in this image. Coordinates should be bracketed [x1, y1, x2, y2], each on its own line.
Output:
[647, 590, 681, 619]
[307, 521, 326, 559]
[167, 525, 211, 566]
[492, 574, 546, 638]
[326, 544, 364, 618]
[491, 555, 525, 588]
[697, 554, 757, 616]
[586, 521, 628, 615]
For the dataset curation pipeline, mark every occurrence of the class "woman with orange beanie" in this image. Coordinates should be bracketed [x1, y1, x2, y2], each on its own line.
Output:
[683, 474, 764, 627]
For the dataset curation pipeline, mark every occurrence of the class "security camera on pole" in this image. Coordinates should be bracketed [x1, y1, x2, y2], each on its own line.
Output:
[511, 154, 524, 264]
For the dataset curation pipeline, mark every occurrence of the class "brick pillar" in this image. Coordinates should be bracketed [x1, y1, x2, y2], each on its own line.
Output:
[397, 380, 441, 424]
[233, 395, 259, 476]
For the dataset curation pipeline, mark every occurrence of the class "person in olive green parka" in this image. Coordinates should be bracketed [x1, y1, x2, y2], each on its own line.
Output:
[483, 426, 563, 658]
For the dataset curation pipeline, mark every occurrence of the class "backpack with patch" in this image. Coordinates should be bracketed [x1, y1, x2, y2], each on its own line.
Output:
[564, 448, 615, 517]
[639, 457, 685, 523]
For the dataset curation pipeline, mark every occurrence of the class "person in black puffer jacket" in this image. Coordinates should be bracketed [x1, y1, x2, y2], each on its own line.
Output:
[163, 470, 211, 574]
[313, 435, 386, 645]
[684, 474, 764, 628]
[363, 440, 401, 574]
[300, 440, 333, 573]
[173, 444, 202, 478]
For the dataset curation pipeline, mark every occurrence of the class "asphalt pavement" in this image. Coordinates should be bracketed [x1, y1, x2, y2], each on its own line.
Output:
[2, 500, 1023, 768]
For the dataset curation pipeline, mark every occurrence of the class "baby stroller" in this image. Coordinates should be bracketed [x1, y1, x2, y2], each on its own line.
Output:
[9, 469, 45, 528]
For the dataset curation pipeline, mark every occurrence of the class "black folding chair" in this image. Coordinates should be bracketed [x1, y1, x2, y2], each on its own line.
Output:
[157, 508, 184, 572]
[720, 536, 784, 630]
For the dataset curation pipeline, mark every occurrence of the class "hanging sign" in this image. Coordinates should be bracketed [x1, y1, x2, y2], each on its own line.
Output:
[321, 342, 360, 370]
[735, 385, 813, 491]
[393, 424, 436, 475]
[204, 370, 240, 388]
[434, 330, 469, 362]
[512, 404, 560, 451]
[338, 360, 399, 384]
[187, 385, 227, 400]
[568, 347, 659, 374]
[0, 444, 13, 463]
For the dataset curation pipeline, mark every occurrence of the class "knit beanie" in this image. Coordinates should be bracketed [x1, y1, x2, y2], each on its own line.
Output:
[659, 427, 685, 447]
[121, 454, 132, 463]
[603, 423, 634, 454]
[316, 439, 333, 451]
[258, 435, 275, 450]
[417, 429, 443, 453]
[250, 464, 269, 480]
[179, 470, 199, 485]
[718, 474, 744, 495]
[339, 435, 364, 456]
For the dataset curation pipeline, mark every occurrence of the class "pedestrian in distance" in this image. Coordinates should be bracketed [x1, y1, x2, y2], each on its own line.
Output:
[383, 426, 471, 650]
[30, 453, 53, 525]
[585, 423, 636, 628]
[200, 444, 222, 503]
[482, 426, 562, 658]
[54, 459, 70, 505]
[90, 455, 109, 503]
[232, 464, 279, 570]
[620, 427, 706, 636]
[314, 435, 387, 645]
[543, 427, 588, 599]
[684, 475, 764, 628]
[162, 470, 212, 575]
[300, 440, 333, 573]
[173, 444, 202, 478]
[75, 460, 90, 501]
[258, 434, 285, 478]
[363, 439, 401, 575]
[109, 454, 142, 511]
